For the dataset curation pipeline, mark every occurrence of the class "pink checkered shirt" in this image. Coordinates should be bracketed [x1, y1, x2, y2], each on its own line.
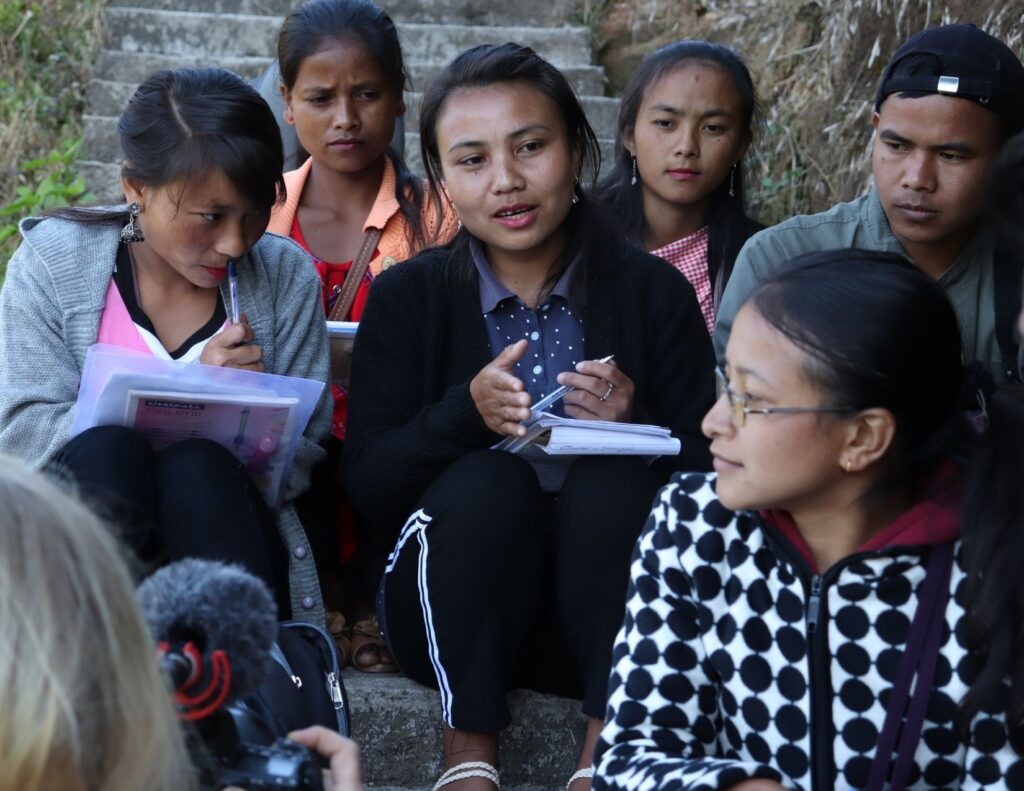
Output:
[651, 226, 713, 335]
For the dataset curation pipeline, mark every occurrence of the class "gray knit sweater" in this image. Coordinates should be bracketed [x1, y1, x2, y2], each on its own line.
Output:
[0, 213, 332, 624]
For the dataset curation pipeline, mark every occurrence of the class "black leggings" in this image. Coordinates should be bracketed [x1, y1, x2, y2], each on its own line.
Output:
[54, 425, 290, 615]
[378, 449, 661, 732]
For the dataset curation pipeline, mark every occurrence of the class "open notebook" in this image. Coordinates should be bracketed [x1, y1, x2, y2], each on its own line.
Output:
[493, 412, 680, 457]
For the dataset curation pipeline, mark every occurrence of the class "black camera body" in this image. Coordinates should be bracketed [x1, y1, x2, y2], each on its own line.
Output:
[215, 736, 324, 790]
[186, 709, 325, 791]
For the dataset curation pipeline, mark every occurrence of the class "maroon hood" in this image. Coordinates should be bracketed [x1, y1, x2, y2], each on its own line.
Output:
[760, 464, 960, 574]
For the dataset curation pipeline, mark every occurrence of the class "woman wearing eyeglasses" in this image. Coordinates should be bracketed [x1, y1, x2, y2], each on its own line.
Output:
[594, 249, 1024, 791]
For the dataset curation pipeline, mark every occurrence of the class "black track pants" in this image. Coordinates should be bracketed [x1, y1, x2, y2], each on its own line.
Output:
[54, 425, 290, 614]
[378, 449, 661, 731]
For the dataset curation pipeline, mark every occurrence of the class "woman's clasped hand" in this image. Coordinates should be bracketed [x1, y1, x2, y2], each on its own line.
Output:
[199, 313, 264, 371]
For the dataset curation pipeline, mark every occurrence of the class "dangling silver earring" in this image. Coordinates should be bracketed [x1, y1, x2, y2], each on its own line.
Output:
[631, 156, 639, 186]
[120, 202, 145, 243]
[571, 177, 580, 206]
[728, 165, 736, 198]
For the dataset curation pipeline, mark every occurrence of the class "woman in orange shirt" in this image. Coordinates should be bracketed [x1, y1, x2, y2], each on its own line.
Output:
[270, 0, 457, 672]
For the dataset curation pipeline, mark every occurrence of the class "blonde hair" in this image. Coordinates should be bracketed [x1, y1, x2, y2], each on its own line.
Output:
[0, 455, 197, 791]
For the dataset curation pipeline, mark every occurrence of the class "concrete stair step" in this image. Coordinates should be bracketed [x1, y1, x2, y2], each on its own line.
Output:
[76, 160, 123, 202]
[84, 2, 612, 203]
[108, 0, 574, 26]
[405, 61, 605, 96]
[82, 116, 119, 164]
[92, 54, 604, 97]
[105, 7, 280, 59]
[398, 23, 593, 69]
[105, 8, 595, 66]
[108, 0, 297, 14]
[94, 49, 273, 82]
[87, 79, 137, 117]
[342, 670, 586, 791]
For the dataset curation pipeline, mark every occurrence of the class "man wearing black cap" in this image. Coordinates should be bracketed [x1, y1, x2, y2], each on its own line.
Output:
[714, 23, 1024, 383]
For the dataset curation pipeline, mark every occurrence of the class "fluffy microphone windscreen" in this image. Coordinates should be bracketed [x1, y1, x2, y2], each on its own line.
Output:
[137, 558, 278, 702]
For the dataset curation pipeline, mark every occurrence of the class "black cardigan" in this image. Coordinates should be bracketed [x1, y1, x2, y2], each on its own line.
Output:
[343, 240, 716, 530]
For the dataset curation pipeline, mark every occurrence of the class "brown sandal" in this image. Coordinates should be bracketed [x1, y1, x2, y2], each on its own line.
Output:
[325, 610, 352, 669]
[350, 614, 398, 673]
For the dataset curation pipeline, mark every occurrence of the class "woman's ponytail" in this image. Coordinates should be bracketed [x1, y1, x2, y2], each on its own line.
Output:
[958, 384, 1024, 752]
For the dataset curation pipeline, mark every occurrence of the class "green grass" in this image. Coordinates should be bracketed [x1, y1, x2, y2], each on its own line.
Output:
[0, 0, 106, 282]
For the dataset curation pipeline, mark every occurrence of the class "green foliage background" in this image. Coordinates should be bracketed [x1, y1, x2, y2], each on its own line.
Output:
[0, 0, 105, 281]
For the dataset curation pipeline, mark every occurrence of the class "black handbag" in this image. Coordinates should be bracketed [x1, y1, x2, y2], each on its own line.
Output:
[229, 620, 351, 745]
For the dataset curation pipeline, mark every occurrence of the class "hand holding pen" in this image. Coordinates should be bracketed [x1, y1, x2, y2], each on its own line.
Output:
[556, 354, 634, 423]
[199, 260, 265, 372]
[528, 354, 615, 414]
[491, 352, 618, 450]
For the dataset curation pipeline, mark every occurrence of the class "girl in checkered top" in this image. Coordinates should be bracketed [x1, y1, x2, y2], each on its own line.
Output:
[596, 41, 763, 335]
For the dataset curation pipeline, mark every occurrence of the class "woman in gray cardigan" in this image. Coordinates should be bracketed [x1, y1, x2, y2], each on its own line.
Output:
[0, 67, 331, 623]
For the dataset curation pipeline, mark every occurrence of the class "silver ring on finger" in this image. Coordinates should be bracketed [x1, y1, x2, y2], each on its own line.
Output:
[599, 382, 614, 402]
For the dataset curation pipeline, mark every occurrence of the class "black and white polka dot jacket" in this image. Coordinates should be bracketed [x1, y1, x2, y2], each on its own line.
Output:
[594, 473, 1023, 791]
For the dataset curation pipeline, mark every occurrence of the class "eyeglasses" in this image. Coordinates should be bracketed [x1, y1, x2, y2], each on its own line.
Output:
[715, 366, 854, 428]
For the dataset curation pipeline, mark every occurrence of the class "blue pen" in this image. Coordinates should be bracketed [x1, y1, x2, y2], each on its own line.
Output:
[227, 260, 240, 324]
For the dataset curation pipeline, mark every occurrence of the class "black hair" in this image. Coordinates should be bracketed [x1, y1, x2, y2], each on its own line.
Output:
[990, 130, 1024, 246]
[595, 40, 761, 303]
[418, 42, 608, 301]
[748, 248, 1024, 753]
[277, 0, 427, 250]
[52, 67, 285, 224]
[971, 129, 1024, 752]
[958, 385, 1024, 751]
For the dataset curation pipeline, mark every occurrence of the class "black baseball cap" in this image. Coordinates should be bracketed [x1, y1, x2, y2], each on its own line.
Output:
[875, 24, 1024, 133]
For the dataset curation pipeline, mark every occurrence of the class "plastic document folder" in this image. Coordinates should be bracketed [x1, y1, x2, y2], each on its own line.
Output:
[72, 345, 326, 507]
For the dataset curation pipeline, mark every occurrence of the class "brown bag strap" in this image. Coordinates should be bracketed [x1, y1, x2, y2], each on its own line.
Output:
[328, 228, 383, 322]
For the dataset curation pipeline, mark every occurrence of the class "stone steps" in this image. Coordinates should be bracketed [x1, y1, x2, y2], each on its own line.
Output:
[82, 4, 617, 200]
[83, 1, 619, 197]
[104, 8, 593, 65]
[343, 669, 587, 791]
[108, 0, 575, 26]
[91, 50, 604, 94]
